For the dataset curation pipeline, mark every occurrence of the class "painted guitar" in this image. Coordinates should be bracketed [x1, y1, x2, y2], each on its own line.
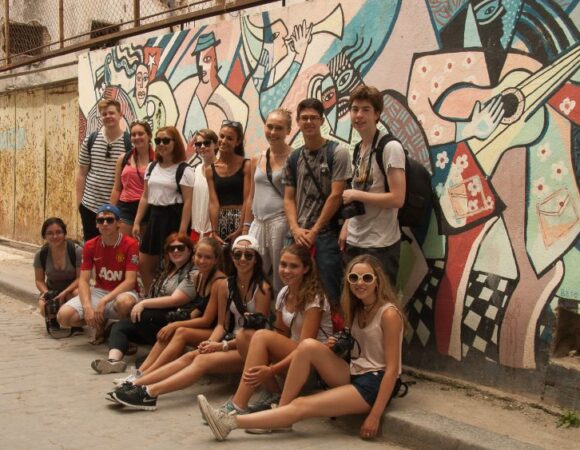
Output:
[465, 44, 580, 173]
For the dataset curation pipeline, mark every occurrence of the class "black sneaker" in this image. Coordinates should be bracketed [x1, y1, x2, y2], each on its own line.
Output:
[106, 383, 135, 403]
[112, 385, 157, 411]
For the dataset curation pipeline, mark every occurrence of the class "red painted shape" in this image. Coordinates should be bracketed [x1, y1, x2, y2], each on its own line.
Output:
[435, 223, 485, 355]
[227, 57, 246, 96]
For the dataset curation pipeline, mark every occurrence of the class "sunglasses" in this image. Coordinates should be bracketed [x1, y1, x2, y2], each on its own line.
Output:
[105, 143, 112, 158]
[347, 272, 377, 285]
[194, 140, 213, 148]
[222, 120, 243, 130]
[96, 217, 116, 225]
[154, 137, 174, 145]
[168, 244, 187, 253]
[232, 251, 255, 261]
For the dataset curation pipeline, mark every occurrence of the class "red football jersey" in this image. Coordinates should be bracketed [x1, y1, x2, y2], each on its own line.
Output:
[81, 233, 139, 291]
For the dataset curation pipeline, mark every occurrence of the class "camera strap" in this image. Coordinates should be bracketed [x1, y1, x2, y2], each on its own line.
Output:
[352, 130, 380, 192]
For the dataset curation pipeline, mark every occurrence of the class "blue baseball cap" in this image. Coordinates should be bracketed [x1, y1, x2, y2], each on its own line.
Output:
[96, 203, 121, 219]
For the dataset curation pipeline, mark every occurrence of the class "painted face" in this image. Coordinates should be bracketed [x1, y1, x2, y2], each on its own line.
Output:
[95, 212, 119, 236]
[155, 131, 175, 160]
[195, 135, 217, 164]
[278, 251, 308, 288]
[197, 47, 217, 84]
[135, 64, 150, 108]
[297, 107, 323, 139]
[350, 99, 380, 135]
[194, 243, 217, 273]
[130, 123, 150, 150]
[348, 262, 377, 302]
[270, 20, 289, 66]
[264, 112, 290, 146]
[100, 105, 121, 129]
[167, 239, 192, 267]
[218, 127, 241, 155]
[44, 223, 66, 245]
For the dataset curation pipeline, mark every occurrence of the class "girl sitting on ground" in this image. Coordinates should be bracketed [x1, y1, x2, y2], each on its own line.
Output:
[118, 236, 225, 380]
[108, 235, 272, 411]
[214, 244, 333, 417]
[198, 254, 404, 441]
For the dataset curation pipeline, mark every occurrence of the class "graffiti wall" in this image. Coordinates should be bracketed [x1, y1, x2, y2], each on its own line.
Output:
[78, 0, 580, 390]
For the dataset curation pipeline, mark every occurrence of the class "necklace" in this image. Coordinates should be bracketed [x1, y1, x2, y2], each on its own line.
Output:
[360, 300, 378, 327]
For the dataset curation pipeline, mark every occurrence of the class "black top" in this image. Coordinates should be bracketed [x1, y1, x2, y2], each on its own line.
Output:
[212, 159, 247, 206]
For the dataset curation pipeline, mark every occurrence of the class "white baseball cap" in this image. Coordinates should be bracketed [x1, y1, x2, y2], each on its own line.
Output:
[232, 235, 260, 252]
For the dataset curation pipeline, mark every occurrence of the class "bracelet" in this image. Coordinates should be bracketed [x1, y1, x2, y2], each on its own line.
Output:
[222, 340, 229, 352]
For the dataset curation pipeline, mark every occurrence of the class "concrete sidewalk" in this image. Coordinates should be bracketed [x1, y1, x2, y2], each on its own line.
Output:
[0, 241, 578, 449]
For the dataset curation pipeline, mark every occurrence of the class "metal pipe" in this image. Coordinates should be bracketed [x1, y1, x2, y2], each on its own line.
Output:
[4, 0, 10, 65]
[59, 0, 64, 48]
[133, 0, 140, 28]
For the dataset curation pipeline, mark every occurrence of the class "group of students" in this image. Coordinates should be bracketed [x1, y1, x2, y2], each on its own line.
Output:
[33, 84, 407, 440]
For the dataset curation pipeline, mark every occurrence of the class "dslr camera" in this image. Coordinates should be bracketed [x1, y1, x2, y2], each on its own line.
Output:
[332, 327, 356, 360]
[241, 312, 270, 330]
[340, 201, 366, 219]
[43, 290, 62, 331]
[166, 307, 194, 323]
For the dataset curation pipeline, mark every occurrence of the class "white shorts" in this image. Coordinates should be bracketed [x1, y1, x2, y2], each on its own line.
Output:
[64, 287, 138, 320]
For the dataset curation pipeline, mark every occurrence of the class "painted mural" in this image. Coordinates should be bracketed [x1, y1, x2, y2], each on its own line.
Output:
[78, 0, 580, 376]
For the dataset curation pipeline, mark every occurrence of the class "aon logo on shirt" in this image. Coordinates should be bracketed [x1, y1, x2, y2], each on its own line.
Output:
[99, 267, 123, 282]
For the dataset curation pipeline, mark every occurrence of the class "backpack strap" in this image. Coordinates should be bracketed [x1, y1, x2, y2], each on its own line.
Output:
[66, 240, 77, 268]
[86, 131, 99, 159]
[146, 160, 158, 179]
[122, 131, 132, 153]
[121, 150, 133, 170]
[265, 149, 284, 198]
[175, 161, 189, 195]
[374, 134, 401, 192]
[287, 148, 301, 185]
[39, 244, 49, 272]
[324, 140, 338, 173]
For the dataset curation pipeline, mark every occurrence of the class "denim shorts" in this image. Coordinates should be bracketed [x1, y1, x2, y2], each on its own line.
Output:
[351, 370, 385, 406]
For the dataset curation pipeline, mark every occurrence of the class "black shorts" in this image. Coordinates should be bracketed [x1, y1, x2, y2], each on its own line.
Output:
[351, 370, 385, 406]
[117, 200, 139, 225]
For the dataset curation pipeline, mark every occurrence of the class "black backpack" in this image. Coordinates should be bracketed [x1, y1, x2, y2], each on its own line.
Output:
[145, 161, 189, 195]
[353, 134, 432, 228]
[86, 130, 132, 157]
[39, 239, 78, 272]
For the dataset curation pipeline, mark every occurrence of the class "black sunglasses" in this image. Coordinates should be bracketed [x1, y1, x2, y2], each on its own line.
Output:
[232, 251, 255, 261]
[96, 217, 116, 225]
[154, 137, 174, 145]
[168, 244, 187, 253]
[105, 143, 112, 158]
[194, 140, 213, 148]
[222, 120, 243, 130]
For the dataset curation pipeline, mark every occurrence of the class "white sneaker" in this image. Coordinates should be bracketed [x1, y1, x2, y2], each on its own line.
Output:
[113, 368, 142, 385]
[198, 395, 237, 441]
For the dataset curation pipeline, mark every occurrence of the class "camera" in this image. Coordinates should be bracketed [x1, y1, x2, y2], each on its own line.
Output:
[340, 201, 366, 219]
[241, 312, 270, 330]
[166, 307, 194, 323]
[332, 327, 355, 360]
[43, 290, 62, 331]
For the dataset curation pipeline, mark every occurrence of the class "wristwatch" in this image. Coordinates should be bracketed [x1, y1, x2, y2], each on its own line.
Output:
[222, 340, 229, 352]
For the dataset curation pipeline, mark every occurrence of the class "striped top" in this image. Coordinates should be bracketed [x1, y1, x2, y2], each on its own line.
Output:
[79, 129, 127, 212]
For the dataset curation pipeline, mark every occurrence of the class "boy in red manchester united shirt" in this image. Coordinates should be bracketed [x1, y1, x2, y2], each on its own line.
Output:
[58, 204, 139, 343]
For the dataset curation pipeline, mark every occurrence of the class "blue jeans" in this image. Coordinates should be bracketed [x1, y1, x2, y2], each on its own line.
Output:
[315, 230, 343, 307]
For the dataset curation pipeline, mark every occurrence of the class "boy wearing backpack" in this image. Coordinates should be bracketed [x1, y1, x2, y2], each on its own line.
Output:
[339, 86, 406, 286]
[76, 99, 132, 242]
[283, 98, 351, 307]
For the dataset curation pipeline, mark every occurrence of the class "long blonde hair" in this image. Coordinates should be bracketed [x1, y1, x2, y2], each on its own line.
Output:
[340, 254, 402, 327]
[281, 244, 325, 312]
